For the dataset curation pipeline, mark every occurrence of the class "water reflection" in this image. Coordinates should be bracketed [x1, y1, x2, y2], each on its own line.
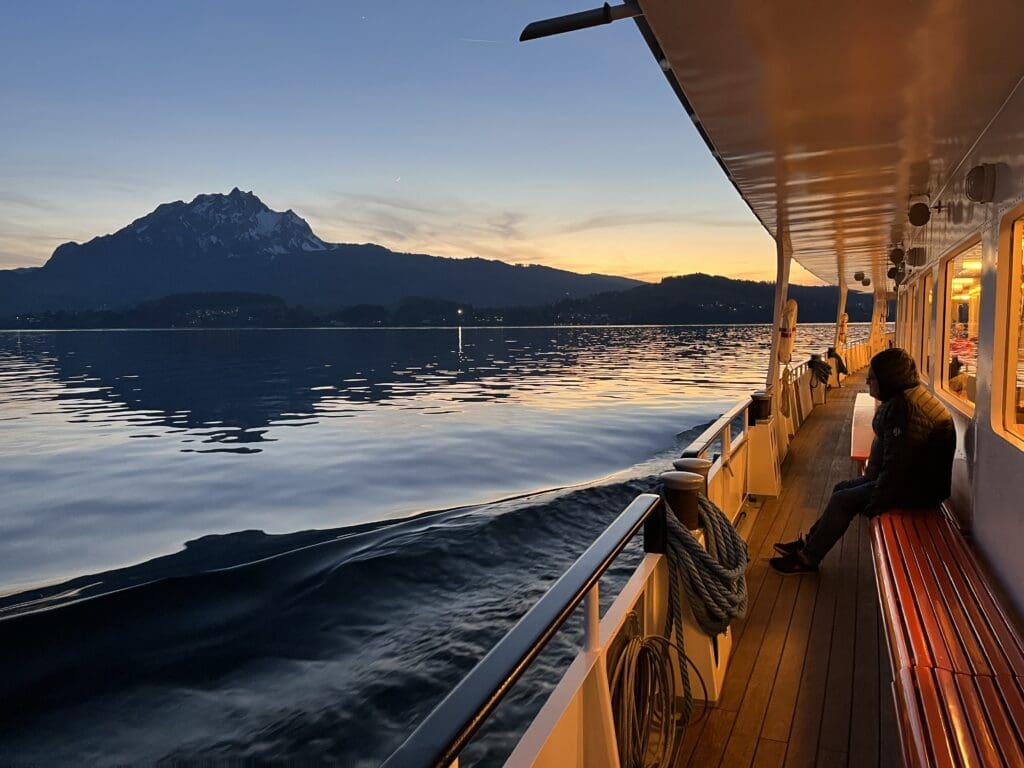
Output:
[0, 324, 849, 591]
[0, 323, 864, 766]
[0, 326, 844, 453]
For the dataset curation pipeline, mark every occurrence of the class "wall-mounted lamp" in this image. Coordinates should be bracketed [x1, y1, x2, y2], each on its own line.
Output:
[907, 247, 927, 266]
[908, 202, 931, 227]
[966, 163, 997, 203]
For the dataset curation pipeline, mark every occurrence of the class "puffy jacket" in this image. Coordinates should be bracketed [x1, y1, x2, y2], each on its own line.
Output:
[864, 349, 955, 512]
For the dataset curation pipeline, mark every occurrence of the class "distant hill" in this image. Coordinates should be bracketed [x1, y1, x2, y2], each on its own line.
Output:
[0, 189, 642, 315]
[7, 276, 876, 329]
[532, 273, 875, 324]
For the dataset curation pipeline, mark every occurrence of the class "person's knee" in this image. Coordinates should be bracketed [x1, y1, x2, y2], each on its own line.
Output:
[827, 487, 869, 518]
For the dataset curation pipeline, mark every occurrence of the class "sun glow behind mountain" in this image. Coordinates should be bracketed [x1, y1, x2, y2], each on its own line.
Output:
[0, 2, 824, 286]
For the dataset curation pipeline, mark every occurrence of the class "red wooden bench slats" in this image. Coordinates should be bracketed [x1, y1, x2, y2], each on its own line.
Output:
[939, 670, 992, 768]
[871, 510, 1024, 677]
[930, 519, 1024, 675]
[894, 668, 1023, 768]
[916, 515, 1004, 676]
[892, 514, 961, 671]
[899, 667, 961, 768]
[902, 514, 989, 675]
[892, 671, 942, 768]
[872, 518, 916, 676]
[874, 514, 954, 670]
[871, 507, 1024, 767]
[974, 675, 1024, 767]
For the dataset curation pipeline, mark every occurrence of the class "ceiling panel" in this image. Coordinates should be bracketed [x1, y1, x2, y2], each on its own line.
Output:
[637, 0, 1024, 287]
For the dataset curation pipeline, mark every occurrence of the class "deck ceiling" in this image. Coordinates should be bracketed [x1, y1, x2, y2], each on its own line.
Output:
[637, 0, 1024, 288]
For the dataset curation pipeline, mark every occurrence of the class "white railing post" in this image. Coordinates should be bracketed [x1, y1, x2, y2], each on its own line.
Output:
[584, 585, 600, 653]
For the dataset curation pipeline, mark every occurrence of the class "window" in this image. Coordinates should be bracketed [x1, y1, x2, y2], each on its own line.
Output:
[898, 286, 914, 350]
[943, 243, 984, 407]
[908, 281, 920, 367]
[1006, 219, 1024, 438]
[921, 271, 934, 381]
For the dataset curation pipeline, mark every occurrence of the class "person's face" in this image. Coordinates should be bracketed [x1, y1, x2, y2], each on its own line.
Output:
[867, 367, 880, 399]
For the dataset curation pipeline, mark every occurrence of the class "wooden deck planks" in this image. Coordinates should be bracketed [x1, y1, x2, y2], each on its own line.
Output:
[677, 375, 898, 768]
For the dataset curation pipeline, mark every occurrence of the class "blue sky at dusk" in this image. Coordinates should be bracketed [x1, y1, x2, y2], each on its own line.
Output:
[0, 1, 819, 283]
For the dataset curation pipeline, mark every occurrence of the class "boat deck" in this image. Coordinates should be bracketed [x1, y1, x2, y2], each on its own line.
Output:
[675, 372, 899, 768]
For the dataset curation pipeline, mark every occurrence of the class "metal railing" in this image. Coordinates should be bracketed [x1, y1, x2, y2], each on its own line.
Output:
[681, 396, 750, 461]
[682, 396, 752, 523]
[381, 493, 664, 768]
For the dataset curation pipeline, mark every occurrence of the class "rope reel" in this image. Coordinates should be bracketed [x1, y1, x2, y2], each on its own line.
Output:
[608, 492, 749, 767]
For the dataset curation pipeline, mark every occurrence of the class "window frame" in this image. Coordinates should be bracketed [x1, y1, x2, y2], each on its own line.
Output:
[901, 286, 909, 350]
[921, 270, 934, 383]
[908, 279, 920, 366]
[993, 205, 1024, 450]
[937, 234, 983, 417]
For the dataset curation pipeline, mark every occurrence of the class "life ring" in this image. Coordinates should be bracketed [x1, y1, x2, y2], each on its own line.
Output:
[778, 298, 798, 365]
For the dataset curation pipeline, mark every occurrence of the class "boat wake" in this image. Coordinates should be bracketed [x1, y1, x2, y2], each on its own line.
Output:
[0, 430, 706, 766]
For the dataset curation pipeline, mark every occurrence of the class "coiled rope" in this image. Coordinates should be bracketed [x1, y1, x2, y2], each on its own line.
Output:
[779, 366, 793, 418]
[609, 492, 749, 768]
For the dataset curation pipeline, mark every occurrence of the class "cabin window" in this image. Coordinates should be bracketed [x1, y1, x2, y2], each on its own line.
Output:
[1006, 219, 1024, 438]
[908, 282, 920, 368]
[898, 288, 912, 350]
[943, 243, 983, 407]
[921, 271, 933, 381]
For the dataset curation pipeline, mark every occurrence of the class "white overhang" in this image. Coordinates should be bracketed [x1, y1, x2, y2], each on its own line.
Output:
[635, 1, 1024, 287]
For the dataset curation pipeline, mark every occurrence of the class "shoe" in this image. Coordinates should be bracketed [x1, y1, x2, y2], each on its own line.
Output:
[773, 537, 804, 556]
[769, 552, 818, 575]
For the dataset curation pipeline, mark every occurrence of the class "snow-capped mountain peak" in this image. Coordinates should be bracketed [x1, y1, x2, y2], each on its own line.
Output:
[122, 189, 329, 258]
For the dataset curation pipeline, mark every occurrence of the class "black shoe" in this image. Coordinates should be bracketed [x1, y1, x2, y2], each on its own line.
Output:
[773, 537, 804, 556]
[769, 552, 818, 575]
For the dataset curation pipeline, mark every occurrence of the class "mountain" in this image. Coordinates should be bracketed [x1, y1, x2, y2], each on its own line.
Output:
[0, 189, 642, 315]
[8, 275, 878, 329]
[539, 273, 876, 324]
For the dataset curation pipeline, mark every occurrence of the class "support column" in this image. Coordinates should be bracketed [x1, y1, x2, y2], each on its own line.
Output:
[869, 290, 886, 353]
[833, 283, 848, 349]
[765, 234, 792, 393]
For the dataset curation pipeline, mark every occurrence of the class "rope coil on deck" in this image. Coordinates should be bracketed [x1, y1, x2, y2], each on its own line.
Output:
[609, 493, 748, 768]
[664, 494, 749, 643]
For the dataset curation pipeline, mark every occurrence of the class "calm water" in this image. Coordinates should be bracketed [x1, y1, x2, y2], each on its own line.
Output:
[0, 324, 849, 766]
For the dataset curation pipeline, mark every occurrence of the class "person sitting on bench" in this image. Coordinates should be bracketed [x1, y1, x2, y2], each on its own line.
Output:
[770, 347, 955, 575]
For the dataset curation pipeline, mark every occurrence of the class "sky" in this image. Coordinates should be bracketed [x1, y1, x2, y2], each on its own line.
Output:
[0, 0, 822, 284]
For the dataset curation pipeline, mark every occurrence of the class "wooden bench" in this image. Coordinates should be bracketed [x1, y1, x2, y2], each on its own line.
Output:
[870, 508, 1024, 767]
[850, 392, 874, 470]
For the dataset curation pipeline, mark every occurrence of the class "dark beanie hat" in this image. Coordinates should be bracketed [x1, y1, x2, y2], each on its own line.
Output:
[870, 348, 918, 400]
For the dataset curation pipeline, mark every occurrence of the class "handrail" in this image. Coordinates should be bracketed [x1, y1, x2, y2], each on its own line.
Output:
[381, 493, 664, 768]
[681, 396, 750, 459]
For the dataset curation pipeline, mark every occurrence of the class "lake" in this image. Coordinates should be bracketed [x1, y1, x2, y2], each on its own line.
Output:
[0, 324, 853, 766]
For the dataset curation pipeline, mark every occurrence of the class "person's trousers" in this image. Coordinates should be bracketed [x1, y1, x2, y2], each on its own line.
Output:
[802, 475, 876, 564]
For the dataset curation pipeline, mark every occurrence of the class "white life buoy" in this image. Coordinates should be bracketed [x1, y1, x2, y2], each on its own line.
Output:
[778, 298, 798, 365]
